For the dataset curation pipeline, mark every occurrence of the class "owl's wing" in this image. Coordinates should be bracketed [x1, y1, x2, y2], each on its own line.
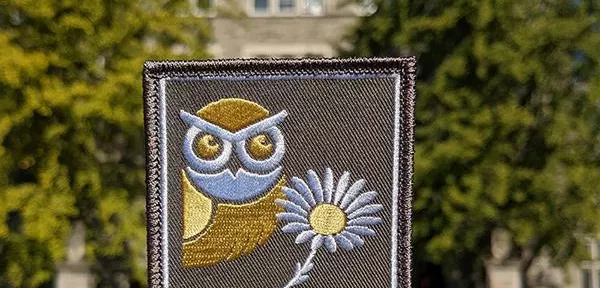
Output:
[182, 178, 285, 268]
[182, 170, 213, 240]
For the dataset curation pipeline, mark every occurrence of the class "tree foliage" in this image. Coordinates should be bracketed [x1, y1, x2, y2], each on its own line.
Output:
[345, 0, 600, 286]
[0, 0, 210, 286]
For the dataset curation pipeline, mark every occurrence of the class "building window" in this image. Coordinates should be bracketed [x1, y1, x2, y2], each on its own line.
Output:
[249, 0, 325, 16]
[581, 239, 600, 288]
[279, 0, 295, 13]
[254, 0, 269, 13]
[583, 269, 593, 288]
[303, 0, 323, 15]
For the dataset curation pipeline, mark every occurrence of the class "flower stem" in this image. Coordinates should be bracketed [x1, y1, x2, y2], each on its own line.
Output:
[283, 246, 319, 288]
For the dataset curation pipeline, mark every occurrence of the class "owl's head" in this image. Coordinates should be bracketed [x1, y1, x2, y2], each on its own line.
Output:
[180, 98, 287, 203]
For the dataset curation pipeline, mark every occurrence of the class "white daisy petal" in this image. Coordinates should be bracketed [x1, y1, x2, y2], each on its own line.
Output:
[281, 223, 310, 233]
[347, 204, 384, 219]
[282, 187, 311, 211]
[345, 226, 376, 237]
[295, 230, 316, 244]
[277, 212, 308, 223]
[347, 216, 382, 226]
[340, 231, 365, 247]
[345, 191, 378, 214]
[333, 171, 350, 205]
[334, 234, 354, 251]
[301, 262, 314, 274]
[323, 168, 334, 203]
[311, 234, 324, 250]
[295, 275, 310, 285]
[292, 177, 317, 207]
[339, 179, 366, 209]
[275, 199, 308, 216]
[324, 235, 337, 253]
[306, 170, 324, 203]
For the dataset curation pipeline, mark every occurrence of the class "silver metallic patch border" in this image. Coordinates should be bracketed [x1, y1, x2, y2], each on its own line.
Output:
[143, 58, 416, 288]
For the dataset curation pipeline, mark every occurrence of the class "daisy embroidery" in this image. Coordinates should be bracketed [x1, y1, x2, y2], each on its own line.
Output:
[276, 168, 383, 288]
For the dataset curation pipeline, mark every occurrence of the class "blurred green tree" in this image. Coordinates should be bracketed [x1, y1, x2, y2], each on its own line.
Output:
[0, 1, 210, 287]
[344, 0, 600, 286]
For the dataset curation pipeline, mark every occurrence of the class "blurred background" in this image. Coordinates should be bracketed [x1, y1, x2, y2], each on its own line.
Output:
[0, 0, 599, 287]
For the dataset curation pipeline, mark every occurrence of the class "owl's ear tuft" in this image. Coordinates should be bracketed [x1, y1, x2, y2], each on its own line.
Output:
[197, 98, 269, 132]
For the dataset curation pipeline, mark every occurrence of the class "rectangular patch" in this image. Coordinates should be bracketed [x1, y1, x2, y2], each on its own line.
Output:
[143, 58, 415, 288]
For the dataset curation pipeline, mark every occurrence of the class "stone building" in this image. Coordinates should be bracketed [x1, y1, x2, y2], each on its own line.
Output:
[486, 229, 596, 288]
[190, 0, 373, 58]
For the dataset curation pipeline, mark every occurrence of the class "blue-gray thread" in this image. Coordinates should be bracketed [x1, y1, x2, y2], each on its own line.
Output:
[274, 199, 308, 217]
[180, 110, 286, 172]
[281, 187, 312, 211]
[339, 179, 366, 209]
[235, 126, 285, 172]
[185, 166, 283, 202]
[183, 127, 233, 172]
[290, 177, 316, 207]
[333, 171, 350, 205]
[277, 168, 383, 287]
[322, 168, 334, 203]
[180, 110, 288, 142]
[180, 108, 286, 201]
[306, 170, 324, 203]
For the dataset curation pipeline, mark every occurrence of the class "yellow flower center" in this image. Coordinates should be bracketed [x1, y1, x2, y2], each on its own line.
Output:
[309, 204, 346, 235]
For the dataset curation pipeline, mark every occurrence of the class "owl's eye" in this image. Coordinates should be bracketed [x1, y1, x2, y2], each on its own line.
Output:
[194, 134, 222, 159]
[235, 127, 284, 172]
[247, 134, 275, 160]
[184, 127, 232, 172]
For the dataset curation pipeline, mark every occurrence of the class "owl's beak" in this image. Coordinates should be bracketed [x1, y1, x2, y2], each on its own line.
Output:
[185, 166, 282, 203]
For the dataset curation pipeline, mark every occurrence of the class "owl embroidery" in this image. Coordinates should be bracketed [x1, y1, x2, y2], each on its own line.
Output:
[179, 98, 288, 268]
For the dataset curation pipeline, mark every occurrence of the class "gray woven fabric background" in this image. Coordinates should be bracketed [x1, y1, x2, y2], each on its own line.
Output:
[164, 76, 397, 287]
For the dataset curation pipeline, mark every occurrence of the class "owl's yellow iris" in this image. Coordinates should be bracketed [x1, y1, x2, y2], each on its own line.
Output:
[309, 204, 346, 235]
[247, 134, 274, 160]
[195, 135, 221, 159]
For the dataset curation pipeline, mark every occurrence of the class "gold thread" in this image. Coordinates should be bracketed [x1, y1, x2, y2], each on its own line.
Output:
[247, 134, 274, 160]
[194, 134, 221, 159]
[197, 98, 269, 132]
[182, 98, 284, 267]
[309, 204, 347, 235]
[182, 178, 286, 268]
[182, 170, 213, 240]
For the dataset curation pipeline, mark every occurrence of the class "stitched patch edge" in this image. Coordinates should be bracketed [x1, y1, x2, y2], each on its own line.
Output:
[142, 57, 416, 288]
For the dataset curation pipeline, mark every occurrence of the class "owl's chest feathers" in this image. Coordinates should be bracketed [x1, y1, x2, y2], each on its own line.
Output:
[182, 174, 286, 268]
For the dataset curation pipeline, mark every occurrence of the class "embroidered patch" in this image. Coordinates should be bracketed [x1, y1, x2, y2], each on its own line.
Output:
[143, 58, 415, 288]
